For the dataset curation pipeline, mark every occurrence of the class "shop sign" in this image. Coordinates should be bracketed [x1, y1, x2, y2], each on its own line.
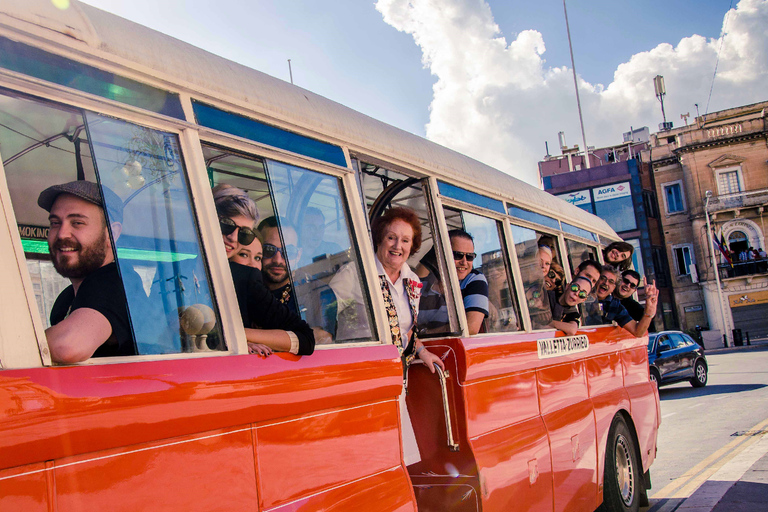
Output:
[684, 305, 703, 313]
[557, 190, 590, 206]
[593, 182, 631, 202]
[730, 290, 768, 308]
[18, 224, 49, 240]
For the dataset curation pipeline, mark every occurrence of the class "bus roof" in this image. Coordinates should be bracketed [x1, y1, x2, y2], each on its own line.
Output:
[1, 0, 617, 241]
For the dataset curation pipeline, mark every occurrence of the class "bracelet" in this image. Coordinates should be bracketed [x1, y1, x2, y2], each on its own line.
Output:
[415, 346, 425, 356]
[644, 313, 654, 318]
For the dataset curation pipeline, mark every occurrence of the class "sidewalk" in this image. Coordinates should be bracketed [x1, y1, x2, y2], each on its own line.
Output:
[701, 337, 768, 355]
[676, 434, 768, 512]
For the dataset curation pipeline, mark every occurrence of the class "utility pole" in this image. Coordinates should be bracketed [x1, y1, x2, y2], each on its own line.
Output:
[705, 190, 730, 347]
[563, 0, 590, 169]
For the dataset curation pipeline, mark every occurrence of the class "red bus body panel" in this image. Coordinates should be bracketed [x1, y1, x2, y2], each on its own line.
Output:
[0, 328, 657, 511]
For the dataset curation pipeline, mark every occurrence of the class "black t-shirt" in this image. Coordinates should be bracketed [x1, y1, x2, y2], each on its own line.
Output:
[621, 296, 656, 332]
[50, 262, 137, 357]
[229, 262, 315, 355]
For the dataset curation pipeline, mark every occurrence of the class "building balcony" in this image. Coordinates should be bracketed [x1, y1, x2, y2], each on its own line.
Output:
[718, 260, 768, 280]
[707, 188, 768, 216]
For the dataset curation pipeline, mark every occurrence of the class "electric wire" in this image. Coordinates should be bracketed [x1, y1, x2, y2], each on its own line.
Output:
[706, 0, 735, 115]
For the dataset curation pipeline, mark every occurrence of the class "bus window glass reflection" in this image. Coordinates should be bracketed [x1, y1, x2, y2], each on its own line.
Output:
[510, 224, 563, 330]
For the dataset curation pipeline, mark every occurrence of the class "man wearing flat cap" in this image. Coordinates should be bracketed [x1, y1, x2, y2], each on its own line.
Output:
[38, 181, 137, 363]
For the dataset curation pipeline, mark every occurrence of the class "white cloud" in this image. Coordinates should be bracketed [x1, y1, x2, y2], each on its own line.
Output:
[376, 0, 768, 185]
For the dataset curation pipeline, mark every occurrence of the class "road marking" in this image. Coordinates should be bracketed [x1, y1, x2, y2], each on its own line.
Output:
[662, 412, 677, 419]
[651, 416, 768, 499]
[673, 434, 768, 512]
[688, 403, 704, 408]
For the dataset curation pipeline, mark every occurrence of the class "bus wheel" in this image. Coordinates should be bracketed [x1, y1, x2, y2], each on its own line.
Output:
[601, 415, 640, 512]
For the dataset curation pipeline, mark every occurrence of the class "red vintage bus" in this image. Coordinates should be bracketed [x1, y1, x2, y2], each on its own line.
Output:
[0, 1, 659, 511]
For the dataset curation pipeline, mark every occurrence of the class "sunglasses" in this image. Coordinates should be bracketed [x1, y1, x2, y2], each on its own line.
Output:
[569, 283, 588, 299]
[453, 250, 477, 262]
[621, 277, 639, 289]
[547, 270, 561, 279]
[220, 217, 257, 246]
[263, 242, 299, 260]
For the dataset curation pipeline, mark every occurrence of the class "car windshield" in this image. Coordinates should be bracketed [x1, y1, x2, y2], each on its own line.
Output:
[647, 334, 658, 353]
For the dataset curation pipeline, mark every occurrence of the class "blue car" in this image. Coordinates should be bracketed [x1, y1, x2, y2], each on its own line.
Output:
[647, 331, 708, 388]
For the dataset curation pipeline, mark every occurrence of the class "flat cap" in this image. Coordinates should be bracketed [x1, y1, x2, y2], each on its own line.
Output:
[38, 181, 123, 223]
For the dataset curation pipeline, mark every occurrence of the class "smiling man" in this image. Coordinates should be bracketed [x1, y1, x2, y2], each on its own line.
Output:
[38, 181, 137, 363]
[258, 216, 301, 313]
[614, 269, 657, 332]
[585, 265, 658, 336]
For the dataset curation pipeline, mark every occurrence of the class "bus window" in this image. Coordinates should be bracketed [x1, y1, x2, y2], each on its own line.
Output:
[443, 208, 521, 333]
[510, 225, 563, 330]
[84, 112, 223, 354]
[564, 238, 600, 322]
[0, 91, 222, 363]
[264, 160, 375, 344]
[566, 238, 600, 277]
[355, 160, 460, 338]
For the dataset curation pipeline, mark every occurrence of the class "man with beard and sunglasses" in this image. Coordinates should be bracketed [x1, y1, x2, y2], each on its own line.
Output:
[416, 229, 489, 335]
[38, 181, 140, 363]
[545, 275, 592, 336]
[258, 216, 302, 314]
[614, 269, 657, 333]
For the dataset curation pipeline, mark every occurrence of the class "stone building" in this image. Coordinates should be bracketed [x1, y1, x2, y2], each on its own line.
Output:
[642, 101, 768, 345]
[539, 131, 677, 331]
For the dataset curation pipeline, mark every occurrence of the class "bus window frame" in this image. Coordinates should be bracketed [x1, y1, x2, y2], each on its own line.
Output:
[506, 219, 565, 334]
[201, 139, 391, 350]
[0, 85, 248, 365]
[437, 193, 524, 337]
[0, 150, 51, 368]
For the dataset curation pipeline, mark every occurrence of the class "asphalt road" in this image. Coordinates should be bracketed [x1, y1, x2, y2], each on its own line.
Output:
[642, 346, 768, 512]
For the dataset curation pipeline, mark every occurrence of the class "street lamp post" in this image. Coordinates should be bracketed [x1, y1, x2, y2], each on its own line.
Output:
[705, 191, 730, 347]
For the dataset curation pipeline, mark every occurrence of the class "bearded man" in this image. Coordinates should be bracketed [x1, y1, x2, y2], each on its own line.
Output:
[38, 181, 138, 363]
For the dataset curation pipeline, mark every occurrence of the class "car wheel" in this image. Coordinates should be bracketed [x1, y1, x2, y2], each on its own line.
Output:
[649, 368, 660, 390]
[690, 360, 707, 388]
[600, 415, 641, 512]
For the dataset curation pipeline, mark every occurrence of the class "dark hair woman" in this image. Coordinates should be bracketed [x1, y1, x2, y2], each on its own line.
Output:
[603, 241, 634, 271]
[213, 185, 314, 356]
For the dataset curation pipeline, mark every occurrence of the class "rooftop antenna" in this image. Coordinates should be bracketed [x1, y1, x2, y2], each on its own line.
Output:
[654, 75, 672, 130]
[563, 0, 590, 169]
[681, 112, 690, 126]
[288, 59, 294, 84]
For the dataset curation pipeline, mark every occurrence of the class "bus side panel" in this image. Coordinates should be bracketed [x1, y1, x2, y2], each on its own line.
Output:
[538, 361, 598, 512]
[622, 345, 659, 470]
[54, 426, 258, 512]
[0, 347, 402, 470]
[586, 346, 631, 505]
[0, 462, 49, 512]
[470, 416, 554, 512]
[266, 467, 415, 512]
[254, 400, 404, 510]
[463, 370, 539, 439]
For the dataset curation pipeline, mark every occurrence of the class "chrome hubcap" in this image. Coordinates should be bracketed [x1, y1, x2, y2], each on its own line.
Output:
[615, 435, 634, 506]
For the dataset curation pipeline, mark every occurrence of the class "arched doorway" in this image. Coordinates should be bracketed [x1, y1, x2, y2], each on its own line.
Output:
[728, 230, 749, 256]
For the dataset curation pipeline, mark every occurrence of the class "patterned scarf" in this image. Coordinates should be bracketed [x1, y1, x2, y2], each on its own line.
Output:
[279, 285, 292, 305]
[379, 275, 422, 362]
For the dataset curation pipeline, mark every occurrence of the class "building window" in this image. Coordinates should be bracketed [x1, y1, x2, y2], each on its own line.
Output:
[593, 181, 636, 233]
[652, 246, 670, 287]
[642, 190, 659, 218]
[672, 244, 695, 278]
[662, 181, 685, 214]
[716, 167, 743, 195]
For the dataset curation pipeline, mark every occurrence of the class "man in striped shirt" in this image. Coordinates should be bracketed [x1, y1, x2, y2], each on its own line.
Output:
[418, 229, 489, 335]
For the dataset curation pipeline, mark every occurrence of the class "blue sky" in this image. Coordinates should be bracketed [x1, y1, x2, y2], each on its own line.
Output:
[79, 0, 766, 185]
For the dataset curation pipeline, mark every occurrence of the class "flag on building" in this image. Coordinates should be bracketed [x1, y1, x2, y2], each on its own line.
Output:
[714, 231, 733, 267]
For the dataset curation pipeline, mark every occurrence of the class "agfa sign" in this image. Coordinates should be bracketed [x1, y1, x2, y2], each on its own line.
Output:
[593, 182, 631, 203]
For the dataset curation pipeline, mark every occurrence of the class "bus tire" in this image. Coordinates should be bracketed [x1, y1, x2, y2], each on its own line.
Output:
[601, 415, 641, 512]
